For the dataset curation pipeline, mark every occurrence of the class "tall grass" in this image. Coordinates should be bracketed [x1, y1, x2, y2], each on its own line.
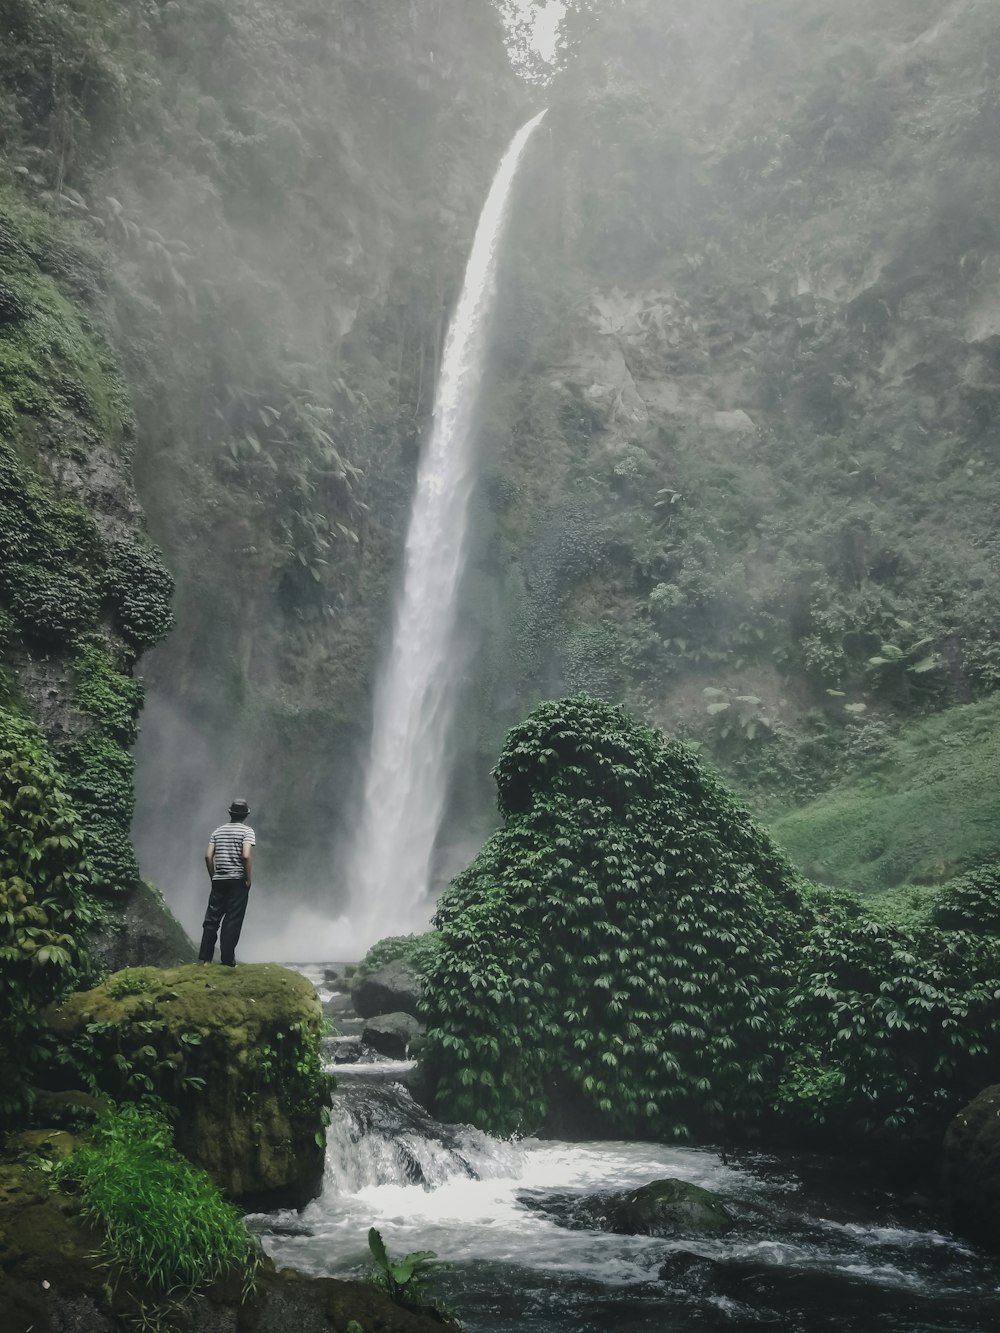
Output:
[57, 1104, 258, 1299]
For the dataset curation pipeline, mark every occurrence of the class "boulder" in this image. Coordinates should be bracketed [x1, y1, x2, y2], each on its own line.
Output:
[87, 880, 197, 971]
[47, 963, 329, 1208]
[362, 1011, 426, 1060]
[579, 1178, 733, 1238]
[352, 959, 422, 1019]
[944, 1083, 1000, 1244]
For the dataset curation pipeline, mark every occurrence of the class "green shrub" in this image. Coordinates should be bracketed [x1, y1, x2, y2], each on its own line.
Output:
[777, 883, 1000, 1137]
[0, 708, 93, 1123]
[422, 695, 804, 1139]
[56, 1103, 259, 1300]
[356, 932, 441, 982]
[103, 537, 175, 650]
[929, 865, 1000, 935]
[72, 642, 144, 744]
[0, 442, 104, 646]
[423, 697, 1000, 1145]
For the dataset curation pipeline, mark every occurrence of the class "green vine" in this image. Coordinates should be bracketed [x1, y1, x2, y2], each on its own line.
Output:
[0, 707, 94, 1123]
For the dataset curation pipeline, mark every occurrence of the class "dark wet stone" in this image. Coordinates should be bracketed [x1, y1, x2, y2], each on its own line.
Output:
[351, 959, 422, 1019]
[944, 1083, 1000, 1248]
[362, 1011, 426, 1060]
[580, 1178, 734, 1238]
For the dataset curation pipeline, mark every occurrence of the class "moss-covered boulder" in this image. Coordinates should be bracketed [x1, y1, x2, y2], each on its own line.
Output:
[47, 963, 330, 1207]
[352, 959, 423, 1020]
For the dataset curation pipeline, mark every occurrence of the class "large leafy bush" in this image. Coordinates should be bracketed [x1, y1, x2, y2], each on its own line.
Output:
[423, 697, 1000, 1144]
[422, 695, 805, 1139]
[777, 884, 1000, 1136]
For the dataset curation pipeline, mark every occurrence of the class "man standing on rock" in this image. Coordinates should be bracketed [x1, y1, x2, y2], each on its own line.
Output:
[199, 798, 255, 967]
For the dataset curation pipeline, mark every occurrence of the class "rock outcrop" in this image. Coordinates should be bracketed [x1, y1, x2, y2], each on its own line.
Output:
[943, 1083, 1000, 1245]
[362, 1012, 427, 1060]
[47, 964, 329, 1207]
[352, 959, 423, 1020]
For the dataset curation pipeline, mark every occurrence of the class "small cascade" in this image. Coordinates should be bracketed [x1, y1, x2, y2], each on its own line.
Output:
[343, 111, 547, 950]
[324, 1077, 525, 1196]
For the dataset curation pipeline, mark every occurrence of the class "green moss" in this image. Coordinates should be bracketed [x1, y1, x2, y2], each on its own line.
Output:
[49, 963, 331, 1201]
[0, 191, 125, 444]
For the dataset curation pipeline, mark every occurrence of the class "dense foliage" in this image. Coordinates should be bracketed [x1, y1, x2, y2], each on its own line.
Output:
[424, 698, 1000, 1144]
[777, 883, 1000, 1136]
[452, 0, 1000, 873]
[354, 931, 442, 984]
[0, 182, 172, 904]
[771, 696, 1000, 890]
[56, 1103, 259, 1302]
[423, 695, 805, 1139]
[0, 709, 93, 1121]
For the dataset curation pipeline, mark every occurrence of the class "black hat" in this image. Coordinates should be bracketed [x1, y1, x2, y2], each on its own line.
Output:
[229, 798, 249, 818]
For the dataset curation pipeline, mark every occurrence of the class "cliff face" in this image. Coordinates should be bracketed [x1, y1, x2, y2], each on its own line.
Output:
[0, 0, 522, 936]
[5, 0, 1000, 939]
[125, 0, 523, 927]
[453, 0, 1000, 884]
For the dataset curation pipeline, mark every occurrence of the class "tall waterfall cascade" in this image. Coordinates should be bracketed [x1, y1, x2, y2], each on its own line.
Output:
[343, 111, 547, 949]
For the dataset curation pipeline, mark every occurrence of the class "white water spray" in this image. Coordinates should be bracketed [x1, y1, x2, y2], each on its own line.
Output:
[343, 112, 547, 949]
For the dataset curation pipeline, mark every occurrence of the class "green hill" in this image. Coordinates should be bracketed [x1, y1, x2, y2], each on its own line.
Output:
[768, 697, 1000, 892]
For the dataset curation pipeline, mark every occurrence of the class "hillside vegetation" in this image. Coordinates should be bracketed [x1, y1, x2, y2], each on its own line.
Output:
[452, 0, 1000, 870]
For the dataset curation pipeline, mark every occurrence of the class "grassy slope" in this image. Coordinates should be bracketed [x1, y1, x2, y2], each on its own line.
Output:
[767, 696, 1000, 892]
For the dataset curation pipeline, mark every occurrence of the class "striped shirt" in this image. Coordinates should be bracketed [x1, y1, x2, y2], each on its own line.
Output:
[210, 822, 255, 881]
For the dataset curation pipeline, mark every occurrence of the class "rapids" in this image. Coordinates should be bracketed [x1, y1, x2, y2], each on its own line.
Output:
[252, 968, 1000, 1332]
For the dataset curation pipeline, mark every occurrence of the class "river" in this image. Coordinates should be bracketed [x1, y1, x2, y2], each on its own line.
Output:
[252, 967, 1000, 1332]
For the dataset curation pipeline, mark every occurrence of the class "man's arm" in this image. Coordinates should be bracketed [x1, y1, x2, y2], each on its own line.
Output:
[205, 842, 215, 880]
[242, 841, 253, 890]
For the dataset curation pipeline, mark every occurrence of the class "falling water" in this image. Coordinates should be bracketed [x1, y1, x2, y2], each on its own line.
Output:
[343, 112, 547, 949]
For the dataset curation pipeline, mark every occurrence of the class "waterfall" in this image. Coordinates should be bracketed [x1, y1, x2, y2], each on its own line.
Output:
[343, 111, 547, 949]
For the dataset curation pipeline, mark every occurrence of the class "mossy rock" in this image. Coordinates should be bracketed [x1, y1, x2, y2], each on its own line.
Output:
[580, 1177, 734, 1237]
[47, 963, 329, 1207]
[0, 1159, 117, 1333]
[3, 1129, 80, 1163]
[87, 879, 197, 971]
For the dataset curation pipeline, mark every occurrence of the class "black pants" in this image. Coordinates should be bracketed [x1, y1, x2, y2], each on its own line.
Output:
[199, 879, 249, 966]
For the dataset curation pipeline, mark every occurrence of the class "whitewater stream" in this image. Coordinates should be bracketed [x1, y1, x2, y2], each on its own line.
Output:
[252, 968, 1000, 1333]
